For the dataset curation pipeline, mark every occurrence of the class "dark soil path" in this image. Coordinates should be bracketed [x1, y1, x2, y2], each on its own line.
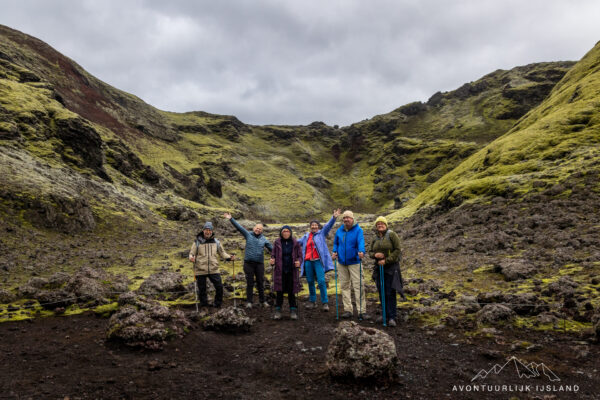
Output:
[1, 298, 598, 400]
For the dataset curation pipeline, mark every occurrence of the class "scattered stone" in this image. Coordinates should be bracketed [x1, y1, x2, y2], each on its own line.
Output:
[0, 289, 16, 303]
[47, 272, 70, 288]
[65, 266, 130, 305]
[495, 259, 537, 281]
[202, 307, 253, 333]
[326, 321, 397, 380]
[137, 269, 186, 299]
[35, 290, 75, 310]
[457, 295, 481, 314]
[476, 304, 516, 324]
[106, 292, 191, 350]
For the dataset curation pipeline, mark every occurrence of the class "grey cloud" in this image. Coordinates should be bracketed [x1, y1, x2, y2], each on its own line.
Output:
[1, 0, 599, 126]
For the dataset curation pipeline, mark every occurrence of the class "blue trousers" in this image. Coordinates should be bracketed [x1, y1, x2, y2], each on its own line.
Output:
[304, 259, 328, 304]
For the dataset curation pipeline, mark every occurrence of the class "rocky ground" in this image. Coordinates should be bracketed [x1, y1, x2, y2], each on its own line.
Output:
[1, 298, 599, 400]
[1, 174, 599, 399]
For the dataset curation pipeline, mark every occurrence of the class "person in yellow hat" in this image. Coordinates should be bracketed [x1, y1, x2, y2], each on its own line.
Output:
[369, 216, 404, 327]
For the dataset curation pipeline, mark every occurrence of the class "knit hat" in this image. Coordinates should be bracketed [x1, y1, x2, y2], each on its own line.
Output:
[203, 221, 214, 230]
[280, 225, 292, 238]
[374, 216, 388, 228]
[342, 210, 354, 220]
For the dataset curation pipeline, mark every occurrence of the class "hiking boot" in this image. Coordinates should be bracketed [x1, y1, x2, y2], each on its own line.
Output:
[262, 301, 270, 308]
[388, 319, 397, 327]
[358, 313, 371, 320]
[305, 302, 316, 309]
[245, 302, 253, 309]
[290, 308, 298, 320]
[341, 311, 352, 319]
[322, 303, 329, 312]
[273, 308, 282, 320]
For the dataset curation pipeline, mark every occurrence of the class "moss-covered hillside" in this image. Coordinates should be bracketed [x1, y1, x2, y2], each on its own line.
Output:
[389, 41, 600, 221]
[0, 24, 576, 229]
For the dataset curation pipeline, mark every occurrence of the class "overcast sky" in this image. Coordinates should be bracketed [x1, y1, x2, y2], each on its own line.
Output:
[1, 1, 599, 126]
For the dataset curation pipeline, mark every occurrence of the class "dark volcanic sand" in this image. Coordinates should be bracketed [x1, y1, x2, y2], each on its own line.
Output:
[1, 297, 598, 400]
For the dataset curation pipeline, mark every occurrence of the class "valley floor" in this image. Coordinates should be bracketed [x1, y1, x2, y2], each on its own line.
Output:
[1, 300, 598, 400]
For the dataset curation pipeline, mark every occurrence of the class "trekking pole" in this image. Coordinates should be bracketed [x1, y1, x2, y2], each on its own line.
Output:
[359, 260, 363, 321]
[380, 264, 386, 327]
[193, 276, 199, 314]
[193, 241, 200, 314]
[232, 258, 237, 308]
[334, 259, 339, 320]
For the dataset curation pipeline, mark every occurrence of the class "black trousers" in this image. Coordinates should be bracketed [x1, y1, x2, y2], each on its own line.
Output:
[243, 260, 265, 303]
[196, 274, 223, 307]
[373, 266, 399, 322]
[276, 271, 297, 309]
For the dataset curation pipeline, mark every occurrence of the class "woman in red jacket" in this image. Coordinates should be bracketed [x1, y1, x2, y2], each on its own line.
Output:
[270, 225, 303, 320]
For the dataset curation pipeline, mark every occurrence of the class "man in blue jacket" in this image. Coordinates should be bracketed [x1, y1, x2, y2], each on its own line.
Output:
[332, 210, 368, 319]
[224, 212, 273, 309]
[298, 209, 341, 311]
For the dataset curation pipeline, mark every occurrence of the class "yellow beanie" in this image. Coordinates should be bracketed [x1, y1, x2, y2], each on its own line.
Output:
[374, 216, 388, 228]
[342, 210, 354, 219]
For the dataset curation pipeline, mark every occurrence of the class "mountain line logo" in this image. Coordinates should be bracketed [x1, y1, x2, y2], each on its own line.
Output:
[471, 356, 560, 382]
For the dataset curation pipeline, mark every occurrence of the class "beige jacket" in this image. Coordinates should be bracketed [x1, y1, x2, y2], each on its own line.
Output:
[189, 234, 231, 276]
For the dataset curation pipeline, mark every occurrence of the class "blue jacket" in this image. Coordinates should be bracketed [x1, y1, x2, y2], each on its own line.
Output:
[229, 218, 273, 263]
[333, 223, 365, 265]
[298, 215, 337, 276]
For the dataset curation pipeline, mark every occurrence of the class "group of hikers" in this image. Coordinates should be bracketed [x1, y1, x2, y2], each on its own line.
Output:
[188, 209, 403, 327]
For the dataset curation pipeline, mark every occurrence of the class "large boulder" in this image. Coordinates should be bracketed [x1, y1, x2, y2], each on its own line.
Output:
[326, 321, 398, 380]
[202, 307, 253, 333]
[137, 269, 186, 299]
[106, 292, 191, 350]
[476, 304, 516, 324]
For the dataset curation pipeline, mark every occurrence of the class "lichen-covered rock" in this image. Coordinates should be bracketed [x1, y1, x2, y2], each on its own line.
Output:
[476, 304, 516, 324]
[202, 307, 253, 333]
[137, 269, 186, 299]
[47, 271, 71, 288]
[35, 289, 75, 310]
[326, 321, 397, 380]
[27, 277, 49, 288]
[0, 289, 16, 303]
[17, 284, 38, 298]
[457, 295, 481, 314]
[496, 259, 537, 281]
[64, 266, 130, 304]
[106, 292, 191, 350]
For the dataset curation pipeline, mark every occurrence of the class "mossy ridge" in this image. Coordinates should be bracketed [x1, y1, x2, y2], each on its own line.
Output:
[389, 43, 600, 222]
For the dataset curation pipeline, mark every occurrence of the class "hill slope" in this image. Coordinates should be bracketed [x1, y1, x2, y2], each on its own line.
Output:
[0, 24, 574, 227]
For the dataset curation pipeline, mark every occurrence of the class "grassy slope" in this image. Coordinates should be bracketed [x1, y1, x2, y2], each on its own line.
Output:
[388, 41, 600, 221]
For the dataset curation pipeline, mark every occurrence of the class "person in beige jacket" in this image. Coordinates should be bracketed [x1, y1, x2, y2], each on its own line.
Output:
[189, 222, 234, 308]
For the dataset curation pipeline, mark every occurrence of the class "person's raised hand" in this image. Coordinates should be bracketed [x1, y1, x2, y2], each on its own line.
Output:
[223, 212, 232, 220]
[333, 208, 341, 218]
